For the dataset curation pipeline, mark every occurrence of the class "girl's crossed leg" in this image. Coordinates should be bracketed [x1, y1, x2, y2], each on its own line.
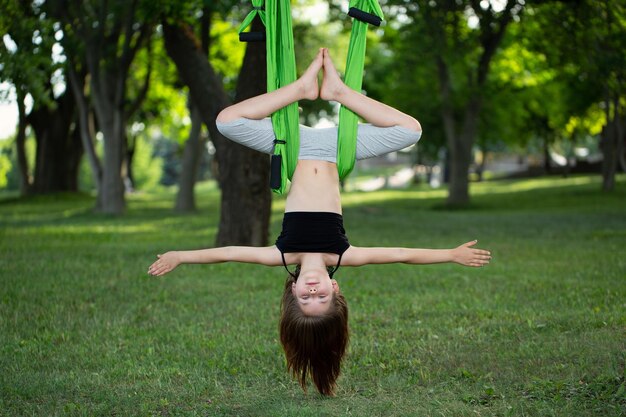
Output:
[217, 48, 421, 134]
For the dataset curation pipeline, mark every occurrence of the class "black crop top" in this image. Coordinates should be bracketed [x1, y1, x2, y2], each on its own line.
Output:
[275, 212, 350, 278]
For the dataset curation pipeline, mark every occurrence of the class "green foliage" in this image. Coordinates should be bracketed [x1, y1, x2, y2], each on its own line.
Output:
[132, 7, 244, 147]
[209, 15, 246, 93]
[80, 134, 163, 193]
[364, 11, 444, 160]
[132, 136, 163, 191]
[473, 36, 542, 151]
[155, 0, 240, 25]
[359, 0, 625, 166]
[1, 175, 625, 415]
[0, 0, 60, 108]
[0, 134, 38, 191]
[0, 148, 10, 188]
[78, 138, 103, 192]
[520, 0, 626, 146]
[131, 28, 191, 146]
[2, 0, 622, 205]
[0, 138, 18, 191]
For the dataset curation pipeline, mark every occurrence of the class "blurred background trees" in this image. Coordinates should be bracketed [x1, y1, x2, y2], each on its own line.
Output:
[0, 0, 624, 239]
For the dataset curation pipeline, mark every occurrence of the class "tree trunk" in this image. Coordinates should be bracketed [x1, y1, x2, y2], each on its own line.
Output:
[428, 2, 515, 207]
[28, 91, 83, 193]
[67, 62, 103, 198]
[163, 19, 271, 246]
[601, 96, 620, 191]
[216, 18, 270, 246]
[90, 60, 127, 214]
[124, 132, 136, 193]
[476, 147, 487, 182]
[437, 57, 479, 206]
[617, 112, 626, 172]
[543, 136, 552, 174]
[175, 102, 203, 212]
[446, 98, 481, 206]
[175, 9, 209, 213]
[56, 0, 150, 211]
[96, 108, 126, 214]
[447, 136, 472, 206]
[15, 89, 30, 195]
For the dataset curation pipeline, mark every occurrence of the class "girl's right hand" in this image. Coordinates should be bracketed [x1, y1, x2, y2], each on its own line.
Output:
[148, 252, 181, 276]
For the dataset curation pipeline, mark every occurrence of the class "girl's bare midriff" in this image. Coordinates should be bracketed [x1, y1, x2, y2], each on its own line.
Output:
[285, 160, 342, 214]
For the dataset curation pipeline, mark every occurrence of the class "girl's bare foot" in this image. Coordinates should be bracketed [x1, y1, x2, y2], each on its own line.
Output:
[298, 48, 324, 100]
[320, 48, 347, 101]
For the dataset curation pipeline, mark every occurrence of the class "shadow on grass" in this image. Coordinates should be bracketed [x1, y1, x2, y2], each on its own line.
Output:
[0, 190, 222, 231]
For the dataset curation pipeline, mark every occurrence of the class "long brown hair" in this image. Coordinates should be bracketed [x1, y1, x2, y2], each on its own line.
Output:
[279, 270, 349, 396]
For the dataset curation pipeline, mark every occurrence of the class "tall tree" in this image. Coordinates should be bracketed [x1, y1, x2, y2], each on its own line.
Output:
[586, 1, 625, 191]
[524, 0, 625, 190]
[378, 0, 534, 205]
[27, 90, 83, 193]
[163, 16, 271, 246]
[175, 98, 204, 212]
[175, 6, 212, 213]
[425, 0, 523, 205]
[65, 55, 103, 195]
[61, 0, 153, 213]
[0, 0, 84, 194]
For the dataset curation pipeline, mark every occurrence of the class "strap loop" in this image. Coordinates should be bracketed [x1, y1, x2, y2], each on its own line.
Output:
[237, 0, 266, 38]
[266, 0, 299, 194]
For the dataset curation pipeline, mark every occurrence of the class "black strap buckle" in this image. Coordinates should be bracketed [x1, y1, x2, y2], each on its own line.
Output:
[270, 154, 282, 189]
[239, 32, 266, 42]
[348, 7, 382, 27]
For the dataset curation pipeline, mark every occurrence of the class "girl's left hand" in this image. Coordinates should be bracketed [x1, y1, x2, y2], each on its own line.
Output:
[452, 240, 491, 267]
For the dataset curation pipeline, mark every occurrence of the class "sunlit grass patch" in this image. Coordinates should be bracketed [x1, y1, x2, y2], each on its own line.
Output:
[472, 173, 601, 194]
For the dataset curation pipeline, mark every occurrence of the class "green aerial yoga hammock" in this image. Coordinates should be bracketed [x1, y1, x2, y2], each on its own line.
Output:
[238, 0, 384, 194]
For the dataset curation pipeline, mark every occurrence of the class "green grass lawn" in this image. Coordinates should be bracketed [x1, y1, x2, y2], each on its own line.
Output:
[1, 175, 625, 416]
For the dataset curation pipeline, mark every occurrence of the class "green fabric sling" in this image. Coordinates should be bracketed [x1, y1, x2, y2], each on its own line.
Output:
[240, 0, 299, 194]
[337, 0, 384, 180]
[238, 0, 383, 194]
[237, 0, 266, 39]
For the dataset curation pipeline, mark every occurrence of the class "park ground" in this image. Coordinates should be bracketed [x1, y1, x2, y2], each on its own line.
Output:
[0, 174, 625, 416]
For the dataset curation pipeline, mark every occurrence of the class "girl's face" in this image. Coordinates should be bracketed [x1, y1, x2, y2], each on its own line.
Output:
[291, 269, 340, 316]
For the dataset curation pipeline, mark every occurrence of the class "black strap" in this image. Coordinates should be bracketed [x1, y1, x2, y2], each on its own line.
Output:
[274, 139, 286, 144]
[279, 252, 344, 279]
[281, 252, 297, 278]
[328, 253, 344, 278]
[239, 31, 266, 42]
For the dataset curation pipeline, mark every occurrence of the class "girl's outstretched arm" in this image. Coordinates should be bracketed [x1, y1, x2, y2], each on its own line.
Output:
[148, 246, 282, 276]
[341, 240, 491, 268]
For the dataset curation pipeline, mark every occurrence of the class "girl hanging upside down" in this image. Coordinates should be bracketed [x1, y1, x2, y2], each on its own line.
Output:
[148, 48, 491, 396]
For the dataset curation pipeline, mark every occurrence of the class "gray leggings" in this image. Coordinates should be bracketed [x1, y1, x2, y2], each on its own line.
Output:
[216, 118, 421, 163]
